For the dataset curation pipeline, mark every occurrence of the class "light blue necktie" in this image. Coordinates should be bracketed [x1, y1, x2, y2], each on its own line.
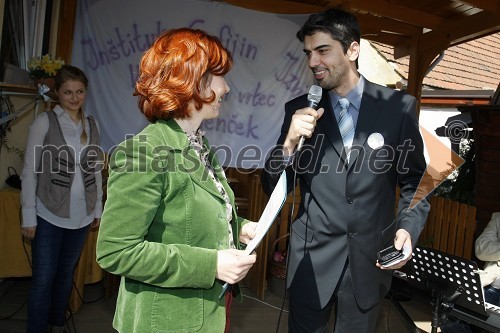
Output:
[337, 98, 354, 162]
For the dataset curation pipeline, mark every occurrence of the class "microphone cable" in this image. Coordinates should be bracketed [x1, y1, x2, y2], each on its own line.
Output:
[275, 86, 321, 331]
[275, 148, 301, 333]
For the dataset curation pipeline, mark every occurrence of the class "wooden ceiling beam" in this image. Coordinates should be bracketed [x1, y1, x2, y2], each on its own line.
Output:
[362, 33, 409, 47]
[219, 0, 323, 14]
[455, 0, 500, 12]
[358, 14, 422, 37]
[349, 0, 443, 30]
[394, 10, 500, 58]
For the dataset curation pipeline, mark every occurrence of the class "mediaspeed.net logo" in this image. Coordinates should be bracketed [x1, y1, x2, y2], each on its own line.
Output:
[410, 123, 467, 209]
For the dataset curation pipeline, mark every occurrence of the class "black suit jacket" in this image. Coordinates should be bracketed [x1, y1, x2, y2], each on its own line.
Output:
[261, 80, 430, 310]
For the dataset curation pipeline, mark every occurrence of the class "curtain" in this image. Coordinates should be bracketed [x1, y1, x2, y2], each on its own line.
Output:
[0, 0, 47, 74]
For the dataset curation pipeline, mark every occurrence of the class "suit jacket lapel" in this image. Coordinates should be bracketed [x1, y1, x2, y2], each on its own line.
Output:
[348, 81, 384, 170]
[317, 91, 348, 164]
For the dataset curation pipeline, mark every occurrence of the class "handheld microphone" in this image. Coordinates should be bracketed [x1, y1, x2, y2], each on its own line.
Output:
[297, 85, 322, 152]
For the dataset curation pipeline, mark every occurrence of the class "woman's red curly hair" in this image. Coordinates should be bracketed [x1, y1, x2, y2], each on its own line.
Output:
[134, 28, 233, 122]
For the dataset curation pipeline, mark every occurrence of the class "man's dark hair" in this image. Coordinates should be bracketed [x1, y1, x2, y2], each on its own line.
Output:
[296, 9, 361, 54]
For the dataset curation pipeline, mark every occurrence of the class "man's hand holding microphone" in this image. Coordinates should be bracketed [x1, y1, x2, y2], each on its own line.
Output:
[284, 85, 325, 155]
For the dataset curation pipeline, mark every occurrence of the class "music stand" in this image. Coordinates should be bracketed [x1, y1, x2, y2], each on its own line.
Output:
[402, 245, 487, 333]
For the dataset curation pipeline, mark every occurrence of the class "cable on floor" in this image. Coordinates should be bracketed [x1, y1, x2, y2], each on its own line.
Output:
[242, 294, 289, 313]
[0, 279, 28, 320]
[72, 280, 105, 304]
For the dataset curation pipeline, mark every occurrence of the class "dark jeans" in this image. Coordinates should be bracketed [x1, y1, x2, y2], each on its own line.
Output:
[26, 216, 90, 333]
[484, 285, 500, 306]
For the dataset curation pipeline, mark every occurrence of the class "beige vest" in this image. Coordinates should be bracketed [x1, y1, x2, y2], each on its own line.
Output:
[36, 110, 100, 218]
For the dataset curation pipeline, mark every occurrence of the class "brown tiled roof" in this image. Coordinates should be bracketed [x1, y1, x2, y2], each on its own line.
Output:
[371, 33, 500, 90]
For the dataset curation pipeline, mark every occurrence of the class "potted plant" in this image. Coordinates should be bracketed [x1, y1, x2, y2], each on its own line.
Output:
[27, 54, 65, 90]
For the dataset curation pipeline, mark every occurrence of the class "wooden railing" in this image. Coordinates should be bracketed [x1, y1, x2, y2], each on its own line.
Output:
[418, 195, 477, 260]
[242, 174, 269, 299]
[245, 176, 477, 299]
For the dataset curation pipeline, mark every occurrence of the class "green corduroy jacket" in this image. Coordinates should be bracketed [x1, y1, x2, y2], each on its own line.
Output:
[96, 119, 249, 333]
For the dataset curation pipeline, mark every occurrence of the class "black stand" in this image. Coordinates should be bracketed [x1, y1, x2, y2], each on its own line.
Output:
[401, 245, 487, 333]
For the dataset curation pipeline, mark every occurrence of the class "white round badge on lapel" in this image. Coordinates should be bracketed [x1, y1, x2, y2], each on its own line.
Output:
[367, 132, 384, 150]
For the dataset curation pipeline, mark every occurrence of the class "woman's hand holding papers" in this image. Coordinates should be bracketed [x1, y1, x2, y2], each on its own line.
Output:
[216, 249, 257, 284]
[239, 222, 258, 245]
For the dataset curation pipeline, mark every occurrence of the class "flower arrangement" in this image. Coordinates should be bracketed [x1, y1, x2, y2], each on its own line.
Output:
[273, 250, 286, 263]
[27, 54, 65, 79]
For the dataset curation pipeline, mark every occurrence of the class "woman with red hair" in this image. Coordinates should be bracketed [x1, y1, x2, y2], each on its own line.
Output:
[97, 28, 257, 333]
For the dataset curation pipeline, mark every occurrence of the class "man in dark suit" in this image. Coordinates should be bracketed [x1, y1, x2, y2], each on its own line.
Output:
[261, 9, 430, 333]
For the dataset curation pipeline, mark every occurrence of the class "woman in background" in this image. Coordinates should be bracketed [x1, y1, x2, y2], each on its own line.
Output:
[96, 28, 257, 333]
[475, 212, 500, 306]
[21, 65, 102, 333]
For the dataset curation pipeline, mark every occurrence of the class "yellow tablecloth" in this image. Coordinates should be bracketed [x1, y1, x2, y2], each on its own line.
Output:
[0, 188, 104, 312]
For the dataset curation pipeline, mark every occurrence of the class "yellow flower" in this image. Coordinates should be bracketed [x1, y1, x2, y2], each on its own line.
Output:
[28, 54, 65, 79]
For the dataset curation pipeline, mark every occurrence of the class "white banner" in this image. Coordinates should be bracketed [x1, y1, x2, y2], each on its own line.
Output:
[71, 0, 314, 168]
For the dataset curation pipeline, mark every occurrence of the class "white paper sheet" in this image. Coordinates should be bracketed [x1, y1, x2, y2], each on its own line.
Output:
[220, 171, 288, 298]
[243, 171, 288, 255]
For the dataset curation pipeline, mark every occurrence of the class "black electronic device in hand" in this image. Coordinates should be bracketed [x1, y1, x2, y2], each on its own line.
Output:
[377, 245, 404, 266]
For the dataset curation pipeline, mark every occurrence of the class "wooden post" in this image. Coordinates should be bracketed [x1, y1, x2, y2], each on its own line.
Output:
[405, 36, 444, 117]
[55, 0, 78, 62]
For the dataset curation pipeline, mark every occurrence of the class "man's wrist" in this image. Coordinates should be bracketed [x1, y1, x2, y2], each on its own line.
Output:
[283, 151, 296, 166]
[283, 137, 298, 156]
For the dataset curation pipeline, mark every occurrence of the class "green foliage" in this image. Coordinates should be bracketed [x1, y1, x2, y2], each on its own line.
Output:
[434, 139, 475, 205]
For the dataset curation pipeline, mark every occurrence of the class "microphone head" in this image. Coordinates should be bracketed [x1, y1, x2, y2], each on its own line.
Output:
[307, 85, 322, 104]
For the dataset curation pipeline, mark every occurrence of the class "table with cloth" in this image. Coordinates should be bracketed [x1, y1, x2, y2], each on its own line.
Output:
[0, 187, 104, 312]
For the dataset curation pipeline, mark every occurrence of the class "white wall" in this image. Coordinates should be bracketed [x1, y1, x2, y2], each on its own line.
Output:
[419, 107, 461, 148]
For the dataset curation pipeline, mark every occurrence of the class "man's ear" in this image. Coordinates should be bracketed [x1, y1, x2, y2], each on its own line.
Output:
[347, 41, 360, 61]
